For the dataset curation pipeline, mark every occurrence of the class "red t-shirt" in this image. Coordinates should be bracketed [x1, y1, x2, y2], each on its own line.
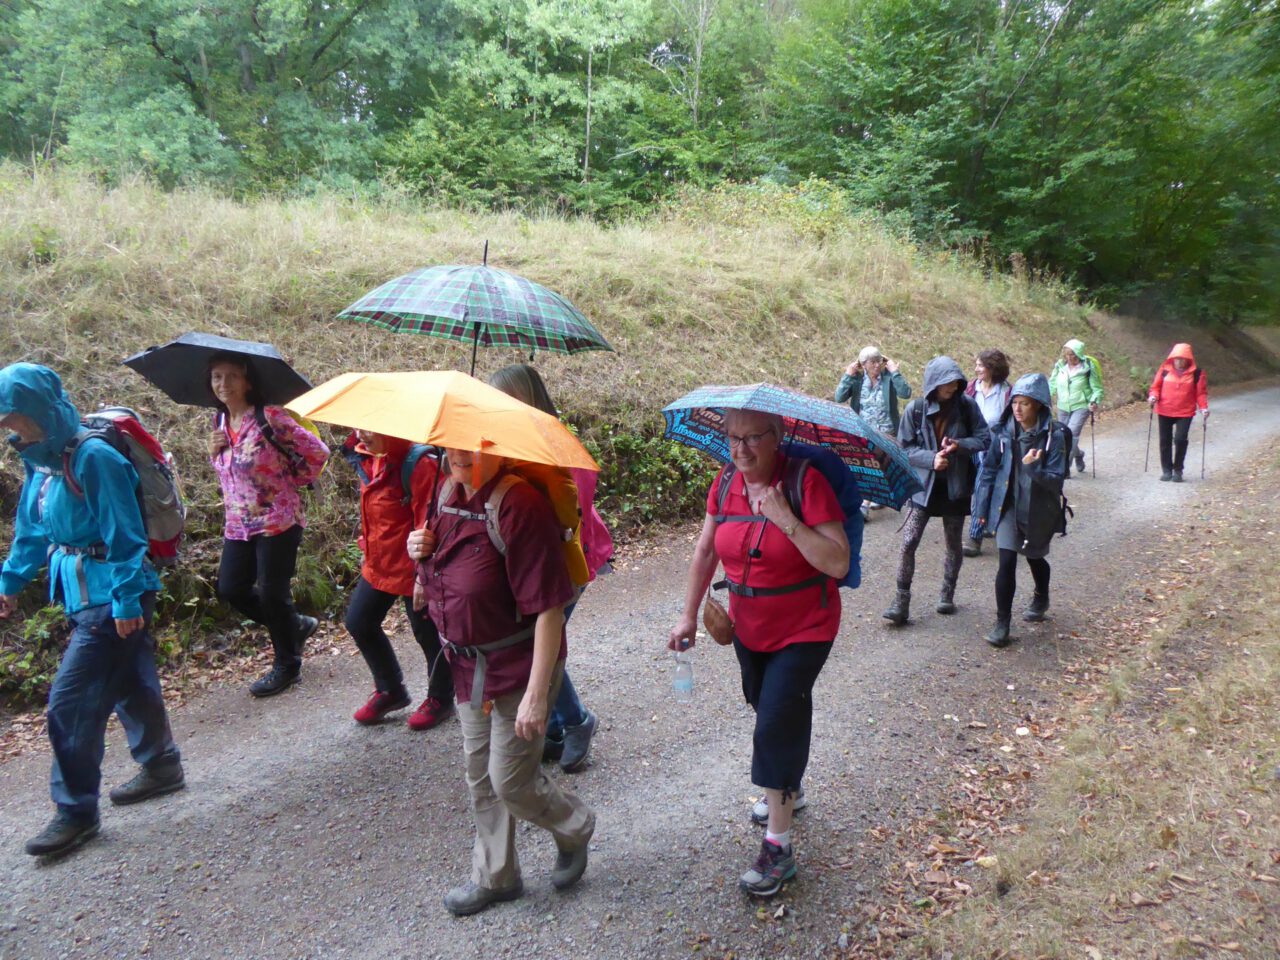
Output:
[708, 456, 844, 652]
[422, 471, 575, 704]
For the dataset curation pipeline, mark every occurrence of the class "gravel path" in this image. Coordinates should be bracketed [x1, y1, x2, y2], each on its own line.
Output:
[1, 384, 1276, 960]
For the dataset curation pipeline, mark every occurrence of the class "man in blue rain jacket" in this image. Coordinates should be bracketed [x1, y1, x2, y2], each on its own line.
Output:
[0, 363, 183, 857]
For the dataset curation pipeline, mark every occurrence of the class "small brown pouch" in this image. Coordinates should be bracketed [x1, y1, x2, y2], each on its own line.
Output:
[701, 584, 734, 646]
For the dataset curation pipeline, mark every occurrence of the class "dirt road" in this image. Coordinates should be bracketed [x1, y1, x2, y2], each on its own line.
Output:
[2, 384, 1276, 960]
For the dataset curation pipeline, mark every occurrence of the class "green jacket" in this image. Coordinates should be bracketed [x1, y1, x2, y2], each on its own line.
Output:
[1049, 338, 1103, 412]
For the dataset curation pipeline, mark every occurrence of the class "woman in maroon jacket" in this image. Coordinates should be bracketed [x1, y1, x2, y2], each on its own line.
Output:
[341, 430, 454, 729]
[1147, 343, 1209, 483]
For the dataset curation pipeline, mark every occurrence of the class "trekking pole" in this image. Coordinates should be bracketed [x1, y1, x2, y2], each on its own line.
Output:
[1201, 416, 1207, 480]
[1143, 407, 1153, 473]
[1090, 411, 1096, 478]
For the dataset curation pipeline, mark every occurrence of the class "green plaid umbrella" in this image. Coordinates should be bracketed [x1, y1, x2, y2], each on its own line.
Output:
[337, 259, 612, 374]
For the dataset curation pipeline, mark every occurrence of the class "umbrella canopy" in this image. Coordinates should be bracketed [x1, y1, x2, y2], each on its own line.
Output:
[336, 263, 612, 374]
[285, 370, 598, 472]
[662, 382, 922, 509]
[122, 332, 313, 409]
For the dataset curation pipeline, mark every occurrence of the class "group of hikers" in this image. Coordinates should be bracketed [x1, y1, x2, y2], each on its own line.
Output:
[0, 337, 1209, 907]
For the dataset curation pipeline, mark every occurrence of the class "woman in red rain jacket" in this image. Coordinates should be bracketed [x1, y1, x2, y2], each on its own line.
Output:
[1148, 343, 1209, 483]
[341, 431, 454, 728]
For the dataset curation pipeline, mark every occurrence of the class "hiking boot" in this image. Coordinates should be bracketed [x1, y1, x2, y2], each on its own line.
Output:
[1172, 470, 1184, 483]
[542, 734, 565, 765]
[936, 584, 957, 616]
[739, 838, 796, 897]
[442, 880, 524, 916]
[1159, 471, 1173, 482]
[560, 709, 597, 773]
[109, 760, 185, 806]
[249, 664, 300, 698]
[985, 619, 1013, 648]
[551, 843, 591, 890]
[751, 786, 807, 826]
[1023, 592, 1050, 623]
[882, 589, 910, 625]
[962, 537, 983, 558]
[1074, 455, 1086, 474]
[24, 812, 100, 857]
[406, 696, 453, 731]
[353, 688, 411, 725]
[293, 614, 319, 657]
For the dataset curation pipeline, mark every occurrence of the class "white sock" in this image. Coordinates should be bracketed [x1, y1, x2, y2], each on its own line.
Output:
[765, 829, 791, 850]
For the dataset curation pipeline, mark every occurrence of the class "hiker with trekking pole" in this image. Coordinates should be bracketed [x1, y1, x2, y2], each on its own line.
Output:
[1049, 339, 1103, 477]
[1147, 343, 1209, 483]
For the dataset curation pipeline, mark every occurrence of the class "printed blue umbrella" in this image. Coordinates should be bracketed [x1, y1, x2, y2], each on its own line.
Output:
[662, 382, 922, 509]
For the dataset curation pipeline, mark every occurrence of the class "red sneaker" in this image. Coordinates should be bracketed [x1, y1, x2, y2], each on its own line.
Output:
[353, 689, 410, 726]
[406, 696, 454, 731]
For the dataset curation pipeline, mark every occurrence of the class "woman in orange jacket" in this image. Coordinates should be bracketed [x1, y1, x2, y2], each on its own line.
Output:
[1148, 343, 1209, 483]
[341, 430, 454, 728]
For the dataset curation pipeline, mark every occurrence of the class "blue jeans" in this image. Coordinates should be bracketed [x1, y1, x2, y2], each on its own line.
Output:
[547, 594, 587, 739]
[47, 593, 179, 821]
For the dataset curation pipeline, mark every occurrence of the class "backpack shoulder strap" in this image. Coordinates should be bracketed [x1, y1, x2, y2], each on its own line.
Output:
[482, 474, 525, 556]
[400, 445, 432, 504]
[713, 464, 743, 522]
[255, 406, 303, 474]
[61, 426, 110, 498]
[782, 457, 808, 523]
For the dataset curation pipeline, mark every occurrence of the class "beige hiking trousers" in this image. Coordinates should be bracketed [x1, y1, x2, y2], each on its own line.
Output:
[457, 665, 596, 889]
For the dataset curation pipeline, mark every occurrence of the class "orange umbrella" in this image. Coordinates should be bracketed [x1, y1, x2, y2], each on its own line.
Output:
[285, 370, 598, 471]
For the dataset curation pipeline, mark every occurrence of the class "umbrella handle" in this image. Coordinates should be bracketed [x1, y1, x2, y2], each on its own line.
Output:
[469, 318, 479, 378]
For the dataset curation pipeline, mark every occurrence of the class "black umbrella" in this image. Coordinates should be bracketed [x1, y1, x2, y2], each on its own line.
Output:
[122, 332, 313, 409]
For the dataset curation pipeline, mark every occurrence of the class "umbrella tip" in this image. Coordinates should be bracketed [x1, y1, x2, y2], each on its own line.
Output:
[482, 240, 489, 266]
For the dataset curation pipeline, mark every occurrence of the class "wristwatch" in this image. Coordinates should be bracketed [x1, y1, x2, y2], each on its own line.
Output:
[783, 520, 799, 537]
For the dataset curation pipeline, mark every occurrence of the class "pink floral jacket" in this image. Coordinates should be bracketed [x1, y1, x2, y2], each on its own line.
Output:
[211, 406, 330, 540]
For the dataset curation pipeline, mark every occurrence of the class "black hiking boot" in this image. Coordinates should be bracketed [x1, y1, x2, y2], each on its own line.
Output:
[250, 664, 301, 698]
[936, 583, 957, 615]
[962, 537, 983, 558]
[1159, 470, 1173, 482]
[25, 812, 100, 857]
[109, 760, 185, 806]
[882, 589, 910, 625]
[1022, 592, 1050, 623]
[985, 619, 1013, 648]
[1172, 470, 1184, 483]
[293, 614, 319, 657]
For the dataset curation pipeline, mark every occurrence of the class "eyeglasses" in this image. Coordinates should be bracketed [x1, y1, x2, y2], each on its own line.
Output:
[727, 429, 775, 449]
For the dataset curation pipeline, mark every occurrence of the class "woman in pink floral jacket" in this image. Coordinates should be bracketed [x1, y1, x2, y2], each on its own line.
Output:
[207, 353, 329, 697]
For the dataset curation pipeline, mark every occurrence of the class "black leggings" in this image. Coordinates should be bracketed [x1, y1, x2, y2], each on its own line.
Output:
[1158, 414, 1193, 473]
[995, 548, 1050, 620]
[344, 575, 453, 701]
[218, 525, 304, 668]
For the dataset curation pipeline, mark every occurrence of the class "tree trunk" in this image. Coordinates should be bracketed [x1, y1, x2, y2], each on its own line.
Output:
[582, 47, 593, 180]
[239, 43, 256, 92]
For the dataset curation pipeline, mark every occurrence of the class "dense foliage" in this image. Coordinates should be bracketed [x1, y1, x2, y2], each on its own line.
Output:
[1, 0, 1276, 318]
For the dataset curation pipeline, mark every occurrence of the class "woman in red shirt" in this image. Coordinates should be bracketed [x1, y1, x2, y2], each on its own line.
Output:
[340, 431, 454, 729]
[1148, 343, 1209, 483]
[668, 409, 849, 898]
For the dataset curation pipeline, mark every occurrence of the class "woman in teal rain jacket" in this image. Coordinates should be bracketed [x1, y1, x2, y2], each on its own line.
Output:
[0, 363, 182, 857]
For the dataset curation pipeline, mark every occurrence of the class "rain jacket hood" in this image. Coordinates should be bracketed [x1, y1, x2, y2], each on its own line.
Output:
[0, 363, 81, 470]
[1164, 342, 1196, 368]
[1009, 373, 1052, 413]
[1063, 338, 1086, 361]
[922, 356, 968, 402]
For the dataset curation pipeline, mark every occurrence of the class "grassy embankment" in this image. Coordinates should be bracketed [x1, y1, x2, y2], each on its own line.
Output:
[1, 166, 1116, 702]
[848, 455, 1280, 959]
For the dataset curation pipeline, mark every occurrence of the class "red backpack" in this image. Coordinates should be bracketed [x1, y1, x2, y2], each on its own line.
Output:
[63, 406, 186, 567]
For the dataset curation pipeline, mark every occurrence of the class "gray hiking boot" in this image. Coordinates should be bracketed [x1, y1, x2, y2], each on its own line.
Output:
[1172, 470, 1184, 483]
[962, 537, 983, 557]
[986, 618, 1013, 648]
[936, 584, 957, 615]
[739, 838, 796, 897]
[442, 880, 524, 916]
[109, 760, 185, 806]
[882, 589, 910, 625]
[559, 709, 597, 773]
[1022, 592, 1049, 623]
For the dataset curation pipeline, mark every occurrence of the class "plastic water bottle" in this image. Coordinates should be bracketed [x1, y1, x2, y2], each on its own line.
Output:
[672, 651, 694, 702]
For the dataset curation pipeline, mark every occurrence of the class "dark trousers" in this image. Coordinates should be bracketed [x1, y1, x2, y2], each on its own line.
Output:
[732, 638, 833, 792]
[995, 549, 1050, 620]
[1158, 414, 1193, 473]
[547, 593, 588, 739]
[218, 525, 304, 669]
[344, 576, 454, 702]
[48, 592, 179, 820]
